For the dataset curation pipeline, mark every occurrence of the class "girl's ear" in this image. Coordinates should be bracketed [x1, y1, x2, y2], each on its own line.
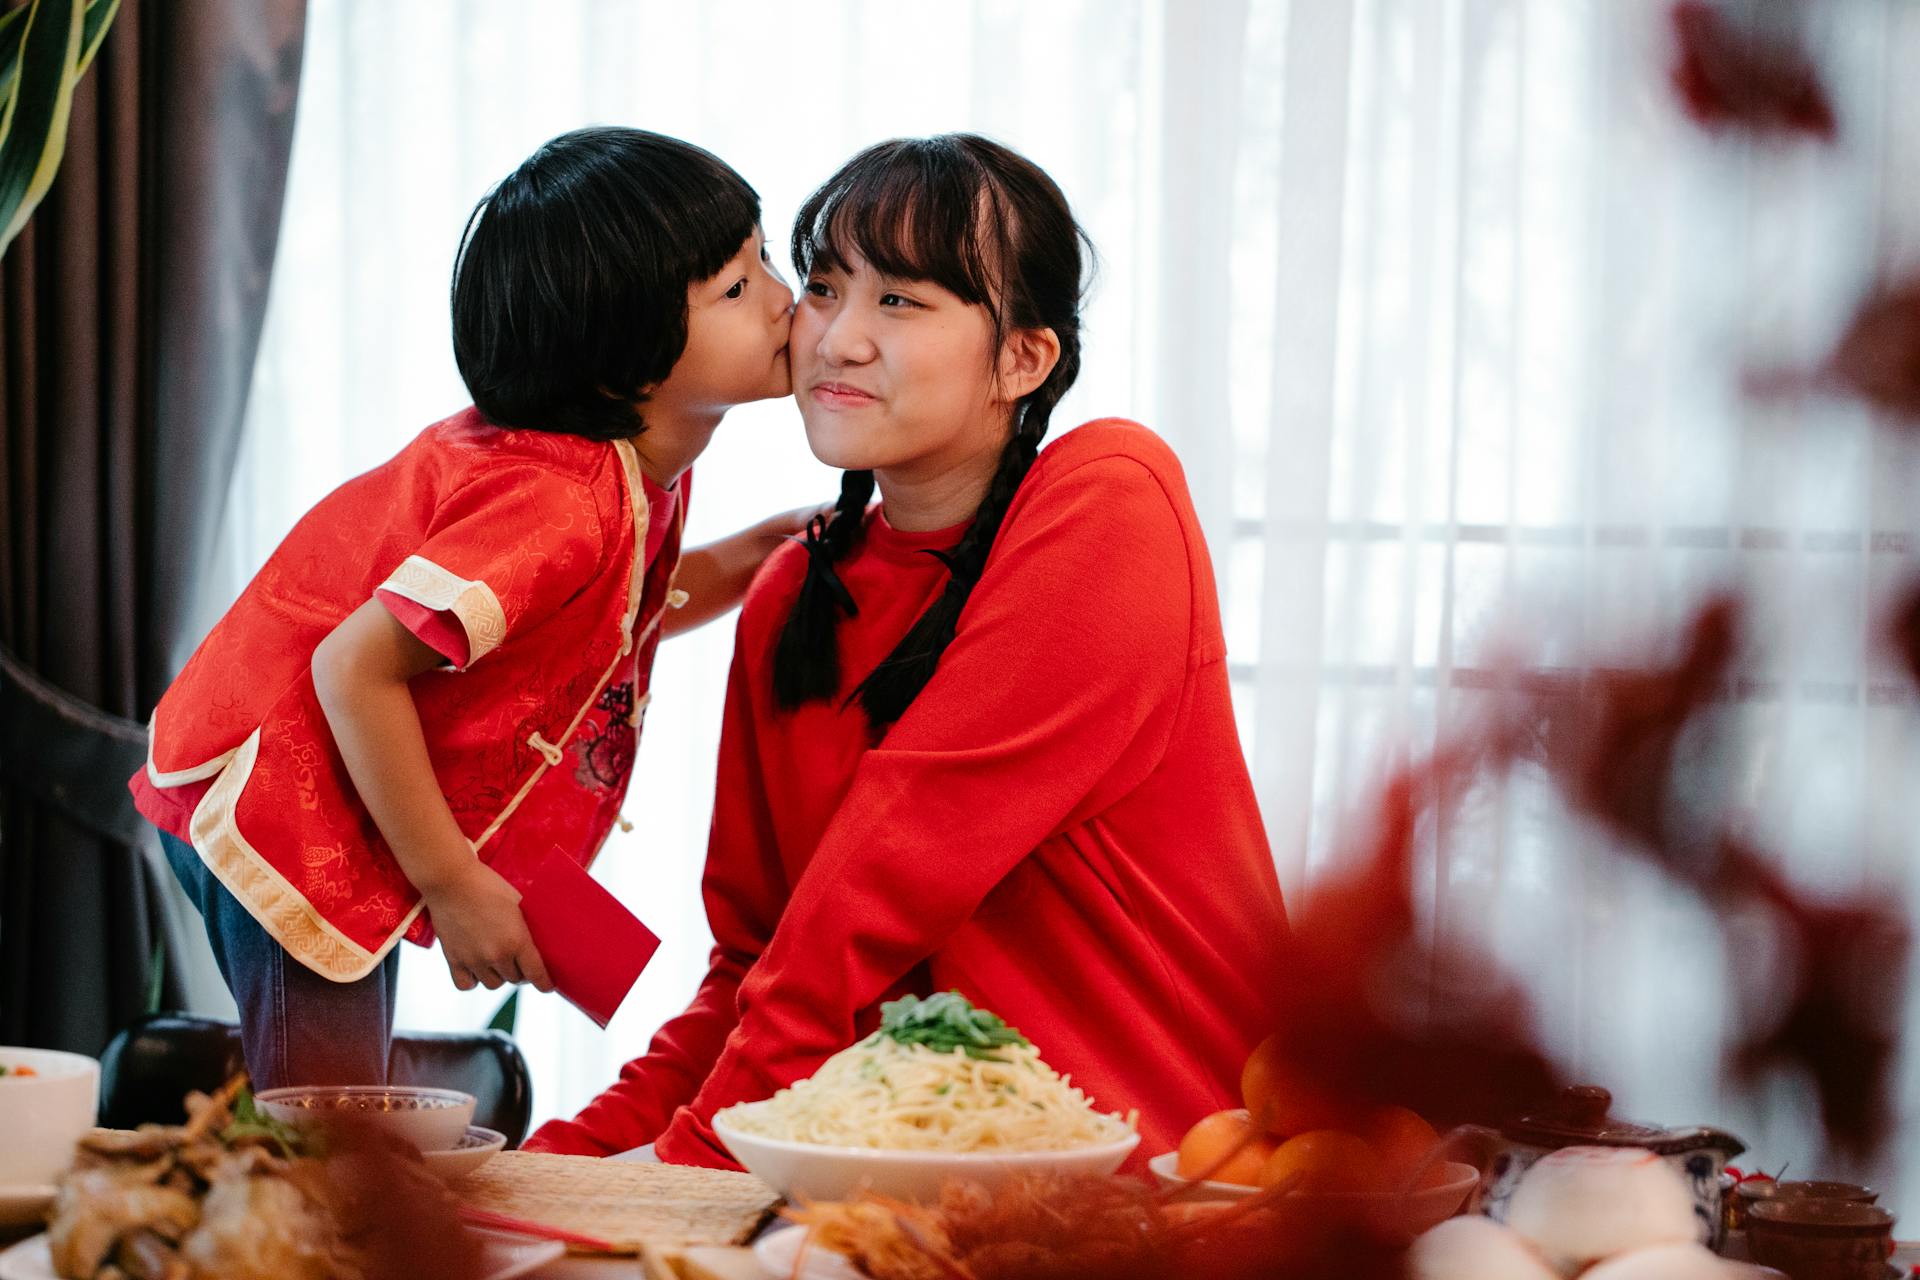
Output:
[996, 326, 1061, 403]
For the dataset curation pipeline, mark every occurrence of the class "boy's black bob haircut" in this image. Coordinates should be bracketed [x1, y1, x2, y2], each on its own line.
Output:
[451, 126, 760, 442]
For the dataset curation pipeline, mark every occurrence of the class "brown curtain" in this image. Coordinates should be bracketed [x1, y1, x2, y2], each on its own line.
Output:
[0, 0, 307, 1055]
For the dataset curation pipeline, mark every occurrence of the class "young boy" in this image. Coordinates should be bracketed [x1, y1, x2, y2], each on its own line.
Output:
[129, 127, 800, 1090]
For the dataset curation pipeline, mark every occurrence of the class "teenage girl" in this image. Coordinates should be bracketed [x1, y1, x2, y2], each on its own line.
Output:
[529, 134, 1290, 1165]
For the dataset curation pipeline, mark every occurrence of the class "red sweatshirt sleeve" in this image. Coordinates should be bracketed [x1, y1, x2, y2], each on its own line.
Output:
[654, 454, 1196, 1166]
[521, 643, 787, 1155]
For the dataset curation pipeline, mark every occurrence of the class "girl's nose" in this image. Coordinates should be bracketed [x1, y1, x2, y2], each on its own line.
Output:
[816, 313, 874, 366]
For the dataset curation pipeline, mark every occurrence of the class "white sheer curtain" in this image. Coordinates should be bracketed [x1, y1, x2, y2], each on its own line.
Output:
[1239, 0, 1920, 1198]
[211, 0, 1920, 1204]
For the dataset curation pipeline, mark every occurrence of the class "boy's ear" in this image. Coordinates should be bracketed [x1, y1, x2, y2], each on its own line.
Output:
[997, 327, 1061, 403]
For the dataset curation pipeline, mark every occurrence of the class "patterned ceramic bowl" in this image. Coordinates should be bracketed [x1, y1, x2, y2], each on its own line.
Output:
[256, 1084, 475, 1152]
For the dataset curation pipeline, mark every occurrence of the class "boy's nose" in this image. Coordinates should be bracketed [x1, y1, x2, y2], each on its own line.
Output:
[767, 277, 794, 317]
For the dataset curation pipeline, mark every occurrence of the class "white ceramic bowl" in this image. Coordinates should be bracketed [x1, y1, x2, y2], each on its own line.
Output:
[0, 1048, 100, 1188]
[1147, 1151, 1481, 1239]
[420, 1125, 507, 1183]
[714, 1101, 1141, 1203]
[255, 1085, 475, 1152]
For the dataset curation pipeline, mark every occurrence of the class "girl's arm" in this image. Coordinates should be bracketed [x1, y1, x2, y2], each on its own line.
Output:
[311, 601, 554, 994]
[663, 505, 825, 637]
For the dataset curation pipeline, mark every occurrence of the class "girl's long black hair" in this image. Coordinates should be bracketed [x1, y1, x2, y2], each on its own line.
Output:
[772, 134, 1092, 735]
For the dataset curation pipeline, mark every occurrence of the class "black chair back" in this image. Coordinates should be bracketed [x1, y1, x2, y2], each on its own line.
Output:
[98, 1012, 534, 1147]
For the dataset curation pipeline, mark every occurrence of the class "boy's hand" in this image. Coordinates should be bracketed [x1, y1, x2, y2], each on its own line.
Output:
[423, 862, 555, 993]
[763, 501, 835, 539]
[312, 603, 557, 995]
[662, 503, 838, 637]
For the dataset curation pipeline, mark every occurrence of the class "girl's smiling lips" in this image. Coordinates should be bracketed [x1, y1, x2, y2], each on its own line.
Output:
[810, 381, 878, 409]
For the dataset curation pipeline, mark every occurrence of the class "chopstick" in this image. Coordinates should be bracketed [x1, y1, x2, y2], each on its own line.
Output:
[457, 1205, 619, 1253]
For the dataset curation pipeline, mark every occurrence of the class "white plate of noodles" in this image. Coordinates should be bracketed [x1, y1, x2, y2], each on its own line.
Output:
[714, 994, 1139, 1203]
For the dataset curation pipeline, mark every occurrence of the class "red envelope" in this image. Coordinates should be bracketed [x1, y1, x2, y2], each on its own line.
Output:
[517, 851, 659, 1028]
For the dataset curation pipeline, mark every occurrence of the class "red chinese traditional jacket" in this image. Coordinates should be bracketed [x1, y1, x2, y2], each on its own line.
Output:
[129, 406, 685, 982]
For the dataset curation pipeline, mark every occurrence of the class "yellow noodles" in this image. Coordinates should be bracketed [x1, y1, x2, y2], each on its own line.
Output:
[718, 1035, 1135, 1152]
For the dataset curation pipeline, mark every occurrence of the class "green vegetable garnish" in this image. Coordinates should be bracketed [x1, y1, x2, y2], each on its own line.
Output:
[876, 992, 1030, 1061]
[221, 1086, 319, 1159]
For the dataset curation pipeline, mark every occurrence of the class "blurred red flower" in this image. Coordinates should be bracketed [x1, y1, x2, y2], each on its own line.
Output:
[1827, 275, 1920, 420]
[1895, 584, 1920, 687]
[1669, 0, 1836, 140]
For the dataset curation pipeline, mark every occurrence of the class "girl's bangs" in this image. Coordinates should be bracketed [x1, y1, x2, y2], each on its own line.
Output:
[792, 141, 1005, 309]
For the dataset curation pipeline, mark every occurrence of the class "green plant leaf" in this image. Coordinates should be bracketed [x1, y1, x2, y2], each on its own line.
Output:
[0, 1, 44, 147]
[0, 0, 110, 106]
[0, 6, 29, 108]
[74, 0, 115, 77]
[0, 0, 85, 255]
[487, 987, 520, 1036]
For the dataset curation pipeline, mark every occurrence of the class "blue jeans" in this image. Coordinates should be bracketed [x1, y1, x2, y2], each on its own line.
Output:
[160, 828, 401, 1090]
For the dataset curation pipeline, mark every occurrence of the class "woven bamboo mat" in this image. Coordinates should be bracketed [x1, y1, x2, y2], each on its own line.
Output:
[455, 1151, 778, 1254]
[641, 1245, 764, 1280]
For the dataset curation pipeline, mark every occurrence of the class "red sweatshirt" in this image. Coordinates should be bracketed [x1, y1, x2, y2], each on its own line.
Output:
[526, 419, 1290, 1166]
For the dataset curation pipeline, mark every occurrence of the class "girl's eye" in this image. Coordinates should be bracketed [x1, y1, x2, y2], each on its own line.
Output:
[725, 278, 747, 299]
[879, 293, 919, 309]
[804, 280, 833, 298]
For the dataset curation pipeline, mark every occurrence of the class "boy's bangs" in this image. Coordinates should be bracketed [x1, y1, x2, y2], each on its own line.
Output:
[652, 156, 762, 285]
[793, 140, 1004, 310]
[451, 127, 766, 441]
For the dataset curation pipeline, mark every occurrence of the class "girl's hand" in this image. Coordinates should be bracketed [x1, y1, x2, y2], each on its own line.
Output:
[422, 862, 555, 993]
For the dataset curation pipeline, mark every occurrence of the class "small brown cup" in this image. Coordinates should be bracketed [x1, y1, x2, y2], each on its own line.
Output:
[1746, 1198, 1895, 1280]
[1734, 1181, 1880, 1232]
[1776, 1182, 1881, 1204]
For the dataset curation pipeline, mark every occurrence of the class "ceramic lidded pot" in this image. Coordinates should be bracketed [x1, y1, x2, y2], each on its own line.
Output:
[1480, 1086, 1747, 1248]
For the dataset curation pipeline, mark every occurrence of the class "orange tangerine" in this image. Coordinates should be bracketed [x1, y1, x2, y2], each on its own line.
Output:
[1257, 1129, 1385, 1195]
[1358, 1105, 1444, 1184]
[1176, 1109, 1279, 1187]
[1240, 1035, 1352, 1138]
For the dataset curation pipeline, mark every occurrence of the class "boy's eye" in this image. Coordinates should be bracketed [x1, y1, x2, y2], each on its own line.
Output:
[724, 278, 747, 299]
[760, 245, 772, 263]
